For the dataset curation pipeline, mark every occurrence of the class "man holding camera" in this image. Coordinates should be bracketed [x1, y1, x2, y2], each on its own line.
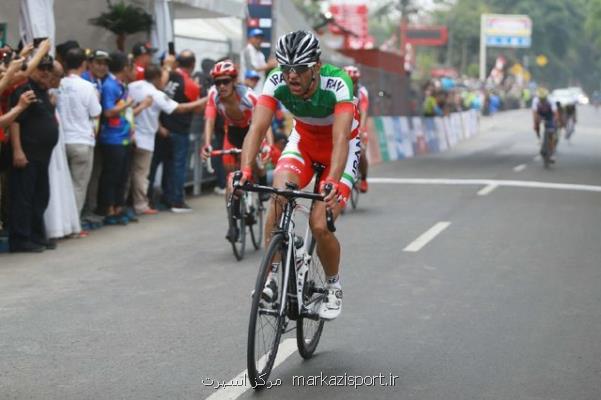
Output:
[8, 55, 59, 252]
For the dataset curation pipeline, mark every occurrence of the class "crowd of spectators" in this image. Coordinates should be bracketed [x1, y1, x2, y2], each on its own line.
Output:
[420, 75, 529, 118]
[0, 34, 272, 253]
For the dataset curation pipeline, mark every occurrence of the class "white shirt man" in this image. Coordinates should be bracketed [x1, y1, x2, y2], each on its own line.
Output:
[128, 65, 206, 214]
[57, 50, 102, 215]
[240, 28, 277, 93]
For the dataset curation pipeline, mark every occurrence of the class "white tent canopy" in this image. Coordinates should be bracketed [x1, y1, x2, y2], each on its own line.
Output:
[19, 0, 55, 54]
[174, 18, 242, 45]
[171, 0, 245, 19]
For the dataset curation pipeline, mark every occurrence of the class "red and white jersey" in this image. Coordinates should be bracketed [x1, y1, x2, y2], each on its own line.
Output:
[204, 84, 258, 128]
[357, 84, 369, 114]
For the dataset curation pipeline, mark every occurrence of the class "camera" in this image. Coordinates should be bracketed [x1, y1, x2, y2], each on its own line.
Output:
[1, 49, 14, 66]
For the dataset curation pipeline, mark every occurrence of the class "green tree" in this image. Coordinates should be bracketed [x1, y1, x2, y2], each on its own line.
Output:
[89, 1, 153, 51]
[432, 0, 599, 91]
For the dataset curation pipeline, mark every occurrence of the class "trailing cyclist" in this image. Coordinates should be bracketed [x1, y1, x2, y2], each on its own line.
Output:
[200, 60, 273, 242]
[532, 88, 560, 163]
[344, 65, 369, 193]
[234, 31, 361, 320]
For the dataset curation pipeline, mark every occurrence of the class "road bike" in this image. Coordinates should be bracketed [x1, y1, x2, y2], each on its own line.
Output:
[235, 163, 336, 389]
[206, 149, 264, 260]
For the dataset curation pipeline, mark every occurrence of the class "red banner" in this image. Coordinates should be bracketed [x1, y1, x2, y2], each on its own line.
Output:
[329, 2, 374, 49]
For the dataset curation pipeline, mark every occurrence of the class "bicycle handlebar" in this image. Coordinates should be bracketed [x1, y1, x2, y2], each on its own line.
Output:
[204, 149, 243, 174]
[234, 181, 336, 233]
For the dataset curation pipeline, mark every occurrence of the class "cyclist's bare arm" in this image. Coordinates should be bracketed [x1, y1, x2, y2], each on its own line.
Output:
[203, 116, 215, 149]
[359, 108, 368, 131]
[327, 104, 354, 182]
[533, 111, 540, 132]
[241, 104, 275, 172]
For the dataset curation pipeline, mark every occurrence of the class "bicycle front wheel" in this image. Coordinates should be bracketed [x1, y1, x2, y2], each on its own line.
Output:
[249, 193, 264, 250]
[296, 238, 326, 359]
[247, 233, 287, 389]
[230, 195, 246, 261]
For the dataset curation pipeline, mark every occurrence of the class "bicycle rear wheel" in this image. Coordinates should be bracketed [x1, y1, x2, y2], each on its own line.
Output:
[230, 195, 246, 261]
[249, 193, 264, 250]
[541, 129, 551, 169]
[247, 233, 287, 389]
[296, 238, 326, 359]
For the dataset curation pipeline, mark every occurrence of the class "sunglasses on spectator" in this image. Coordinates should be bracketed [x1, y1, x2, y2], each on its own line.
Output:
[214, 78, 233, 86]
[281, 62, 316, 75]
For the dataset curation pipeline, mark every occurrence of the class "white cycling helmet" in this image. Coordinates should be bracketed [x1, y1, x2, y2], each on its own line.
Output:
[275, 30, 321, 66]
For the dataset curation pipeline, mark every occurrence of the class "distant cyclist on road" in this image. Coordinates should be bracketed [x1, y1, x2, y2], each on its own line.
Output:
[234, 31, 361, 320]
[344, 65, 369, 193]
[200, 60, 273, 242]
[563, 100, 577, 140]
[532, 88, 560, 162]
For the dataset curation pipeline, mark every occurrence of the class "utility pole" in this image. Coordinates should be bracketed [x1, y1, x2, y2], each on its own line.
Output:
[399, 0, 410, 49]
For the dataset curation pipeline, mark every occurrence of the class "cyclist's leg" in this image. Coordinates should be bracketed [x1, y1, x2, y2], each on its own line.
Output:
[309, 136, 360, 278]
[223, 130, 239, 203]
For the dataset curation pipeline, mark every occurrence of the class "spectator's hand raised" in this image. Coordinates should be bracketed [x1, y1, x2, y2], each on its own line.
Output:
[19, 43, 34, 58]
[17, 90, 36, 109]
[37, 39, 51, 56]
[13, 149, 28, 168]
[163, 55, 176, 69]
[6, 58, 25, 75]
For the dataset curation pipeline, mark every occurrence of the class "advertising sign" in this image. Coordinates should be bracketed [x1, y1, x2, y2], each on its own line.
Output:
[482, 14, 532, 48]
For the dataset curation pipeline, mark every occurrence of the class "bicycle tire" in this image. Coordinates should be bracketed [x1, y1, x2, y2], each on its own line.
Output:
[230, 195, 246, 261]
[296, 237, 326, 359]
[249, 193, 264, 250]
[247, 233, 287, 389]
[350, 183, 359, 210]
[541, 129, 551, 169]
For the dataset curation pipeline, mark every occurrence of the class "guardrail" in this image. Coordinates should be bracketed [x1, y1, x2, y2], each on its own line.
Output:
[365, 110, 480, 164]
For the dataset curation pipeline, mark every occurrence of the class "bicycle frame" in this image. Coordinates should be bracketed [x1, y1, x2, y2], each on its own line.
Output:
[273, 181, 325, 321]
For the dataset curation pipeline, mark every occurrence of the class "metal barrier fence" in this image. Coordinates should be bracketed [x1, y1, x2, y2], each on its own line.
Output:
[366, 110, 479, 163]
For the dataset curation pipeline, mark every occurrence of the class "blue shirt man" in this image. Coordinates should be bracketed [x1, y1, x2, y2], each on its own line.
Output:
[99, 73, 131, 145]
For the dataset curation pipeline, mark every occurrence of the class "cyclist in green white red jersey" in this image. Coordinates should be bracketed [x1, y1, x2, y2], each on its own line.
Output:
[234, 31, 361, 320]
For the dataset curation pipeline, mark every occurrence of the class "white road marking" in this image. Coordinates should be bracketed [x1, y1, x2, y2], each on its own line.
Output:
[404, 222, 451, 252]
[513, 164, 527, 172]
[204, 338, 297, 400]
[477, 184, 498, 196]
[369, 178, 601, 193]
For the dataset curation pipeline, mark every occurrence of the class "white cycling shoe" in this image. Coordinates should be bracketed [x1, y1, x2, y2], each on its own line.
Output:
[319, 285, 343, 320]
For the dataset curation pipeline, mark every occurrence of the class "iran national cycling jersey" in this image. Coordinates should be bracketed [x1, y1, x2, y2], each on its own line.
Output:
[257, 64, 361, 202]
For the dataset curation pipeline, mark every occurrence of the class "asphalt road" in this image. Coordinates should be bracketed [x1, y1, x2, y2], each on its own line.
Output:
[1, 107, 601, 400]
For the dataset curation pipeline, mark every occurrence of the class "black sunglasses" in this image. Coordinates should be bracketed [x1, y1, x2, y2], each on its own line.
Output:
[214, 78, 233, 86]
[281, 63, 314, 75]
